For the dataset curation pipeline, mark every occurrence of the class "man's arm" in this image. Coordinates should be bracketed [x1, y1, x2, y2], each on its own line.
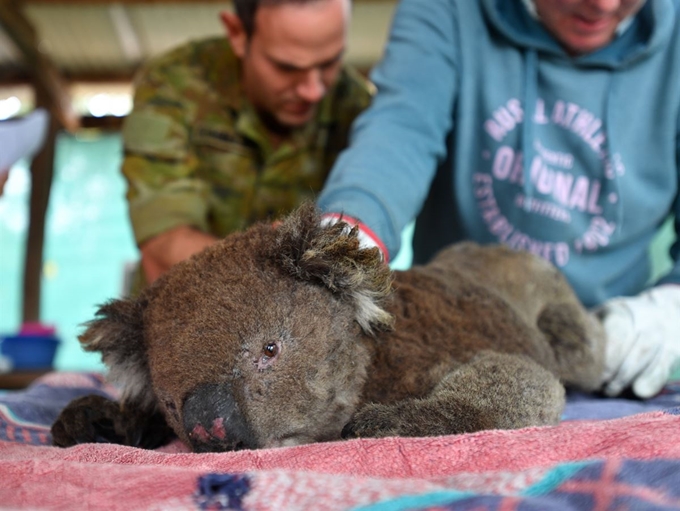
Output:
[140, 225, 218, 285]
[317, 0, 460, 259]
[122, 46, 215, 286]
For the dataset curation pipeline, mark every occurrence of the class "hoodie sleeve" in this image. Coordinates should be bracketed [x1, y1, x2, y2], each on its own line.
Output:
[317, 0, 459, 258]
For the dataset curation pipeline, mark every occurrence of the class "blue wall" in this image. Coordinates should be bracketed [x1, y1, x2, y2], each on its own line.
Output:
[0, 133, 138, 371]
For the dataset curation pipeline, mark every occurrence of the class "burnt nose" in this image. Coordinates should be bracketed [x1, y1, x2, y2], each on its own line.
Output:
[182, 383, 255, 451]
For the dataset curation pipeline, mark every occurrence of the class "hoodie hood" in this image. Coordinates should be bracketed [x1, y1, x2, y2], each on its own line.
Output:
[481, 0, 675, 68]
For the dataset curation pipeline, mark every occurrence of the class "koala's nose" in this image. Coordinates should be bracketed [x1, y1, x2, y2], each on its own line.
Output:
[182, 383, 256, 452]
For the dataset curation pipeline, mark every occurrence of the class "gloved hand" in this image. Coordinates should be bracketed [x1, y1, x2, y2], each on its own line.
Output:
[320, 213, 389, 263]
[596, 285, 680, 398]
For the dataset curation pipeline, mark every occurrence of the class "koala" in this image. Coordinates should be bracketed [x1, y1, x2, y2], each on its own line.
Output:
[52, 203, 606, 452]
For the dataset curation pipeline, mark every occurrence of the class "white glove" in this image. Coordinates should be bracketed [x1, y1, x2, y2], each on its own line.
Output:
[596, 285, 680, 398]
[320, 213, 389, 263]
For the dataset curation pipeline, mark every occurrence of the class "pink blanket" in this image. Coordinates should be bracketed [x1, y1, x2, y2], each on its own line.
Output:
[2, 410, 680, 509]
[1, 373, 679, 510]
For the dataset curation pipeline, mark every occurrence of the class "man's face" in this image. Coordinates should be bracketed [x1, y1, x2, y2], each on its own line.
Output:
[534, 0, 646, 55]
[224, 0, 349, 131]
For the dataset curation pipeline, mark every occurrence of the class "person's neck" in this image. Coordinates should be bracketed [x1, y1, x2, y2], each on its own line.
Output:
[267, 131, 286, 150]
[258, 111, 294, 149]
[260, 118, 293, 149]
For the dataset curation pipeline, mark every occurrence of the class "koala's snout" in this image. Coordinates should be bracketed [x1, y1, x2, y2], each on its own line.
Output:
[182, 383, 255, 452]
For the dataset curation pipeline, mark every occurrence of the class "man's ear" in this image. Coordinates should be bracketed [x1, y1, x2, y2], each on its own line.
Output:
[220, 11, 248, 58]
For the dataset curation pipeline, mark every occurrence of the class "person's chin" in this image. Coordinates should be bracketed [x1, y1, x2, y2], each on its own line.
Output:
[564, 20, 617, 54]
[279, 109, 315, 128]
[563, 32, 613, 55]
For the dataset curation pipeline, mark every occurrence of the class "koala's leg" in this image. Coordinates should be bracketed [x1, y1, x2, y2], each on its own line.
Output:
[537, 303, 606, 392]
[342, 351, 564, 439]
[51, 394, 175, 449]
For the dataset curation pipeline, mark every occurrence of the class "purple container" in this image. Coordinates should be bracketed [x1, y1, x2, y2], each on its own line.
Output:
[1, 332, 60, 370]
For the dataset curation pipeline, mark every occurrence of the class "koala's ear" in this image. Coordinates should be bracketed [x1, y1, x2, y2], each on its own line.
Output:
[79, 297, 154, 408]
[274, 202, 394, 334]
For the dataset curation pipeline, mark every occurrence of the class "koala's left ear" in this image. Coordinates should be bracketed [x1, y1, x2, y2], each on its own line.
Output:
[274, 203, 394, 334]
[79, 297, 155, 408]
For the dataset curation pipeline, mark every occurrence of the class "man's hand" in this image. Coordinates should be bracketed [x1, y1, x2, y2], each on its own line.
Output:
[140, 226, 218, 284]
[596, 285, 680, 398]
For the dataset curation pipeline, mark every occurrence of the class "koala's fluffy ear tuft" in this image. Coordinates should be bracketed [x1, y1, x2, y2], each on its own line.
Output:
[274, 202, 394, 334]
[79, 297, 155, 408]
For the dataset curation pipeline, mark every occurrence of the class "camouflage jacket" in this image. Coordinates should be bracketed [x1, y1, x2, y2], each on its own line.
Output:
[121, 37, 373, 246]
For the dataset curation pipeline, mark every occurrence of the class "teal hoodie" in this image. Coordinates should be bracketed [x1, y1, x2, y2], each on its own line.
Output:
[318, 0, 680, 306]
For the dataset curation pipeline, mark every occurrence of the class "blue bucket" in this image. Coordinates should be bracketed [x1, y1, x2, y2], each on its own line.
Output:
[1, 329, 60, 370]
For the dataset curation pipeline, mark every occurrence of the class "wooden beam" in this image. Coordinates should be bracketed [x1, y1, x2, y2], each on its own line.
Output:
[80, 114, 126, 130]
[22, 0, 395, 4]
[0, 0, 79, 131]
[0, 69, 137, 85]
[21, 90, 60, 324]
[108, 3, 143, 64]
[0, 62, 373, 86]
[25, 0, 230, 3]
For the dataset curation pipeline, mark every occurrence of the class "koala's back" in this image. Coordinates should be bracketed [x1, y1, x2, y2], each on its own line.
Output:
[425, 242, 583, 327]
[362, 242, 605, 404]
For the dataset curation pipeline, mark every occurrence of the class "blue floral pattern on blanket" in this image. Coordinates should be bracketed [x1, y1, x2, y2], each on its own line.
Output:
[349, 459, 680, 510]
[0, 372, 118, 444]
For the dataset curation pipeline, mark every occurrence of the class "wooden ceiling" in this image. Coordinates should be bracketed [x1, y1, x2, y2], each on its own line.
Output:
[0, 0, 397, 84]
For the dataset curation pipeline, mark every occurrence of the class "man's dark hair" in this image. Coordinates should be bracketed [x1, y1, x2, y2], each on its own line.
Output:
[233, 0, 329, 38]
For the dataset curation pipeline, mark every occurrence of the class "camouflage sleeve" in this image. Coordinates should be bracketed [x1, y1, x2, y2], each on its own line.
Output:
[346, 65, 375, 116]
[121, 53, 210, 247]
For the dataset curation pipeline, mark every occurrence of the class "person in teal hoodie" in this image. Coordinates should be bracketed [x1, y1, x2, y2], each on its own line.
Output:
[317, 0, 680, 399]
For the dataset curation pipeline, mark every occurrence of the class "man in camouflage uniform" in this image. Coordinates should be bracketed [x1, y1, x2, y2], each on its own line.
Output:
[122, 0, 372, 290]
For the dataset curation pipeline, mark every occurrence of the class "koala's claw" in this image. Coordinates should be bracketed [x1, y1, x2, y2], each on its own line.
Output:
[51, 394, 126, 447]
[51, 394, 175, 449]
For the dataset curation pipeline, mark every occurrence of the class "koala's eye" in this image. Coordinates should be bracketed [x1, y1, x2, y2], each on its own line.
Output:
[263, 342, 278, 358]
[255, 341, 281, 370]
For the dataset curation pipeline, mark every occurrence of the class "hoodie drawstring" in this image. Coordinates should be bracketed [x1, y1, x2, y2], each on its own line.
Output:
[603, 71, 624, 236]
[522, 49, 538, 211]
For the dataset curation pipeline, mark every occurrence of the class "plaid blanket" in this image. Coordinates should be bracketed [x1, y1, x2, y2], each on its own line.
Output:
[1, 372, 679, 510]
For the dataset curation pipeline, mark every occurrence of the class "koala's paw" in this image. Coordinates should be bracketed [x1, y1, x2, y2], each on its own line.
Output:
[51, 394, 126, 447]
[341, 403, 405, 439]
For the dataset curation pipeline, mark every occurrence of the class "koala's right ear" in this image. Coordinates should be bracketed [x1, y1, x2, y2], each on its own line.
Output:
[79, 297, 154, 408]
[273, 202, 394, 335]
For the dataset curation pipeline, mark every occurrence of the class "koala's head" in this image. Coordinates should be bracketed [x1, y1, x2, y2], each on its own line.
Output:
[78, 204, 393, 451]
